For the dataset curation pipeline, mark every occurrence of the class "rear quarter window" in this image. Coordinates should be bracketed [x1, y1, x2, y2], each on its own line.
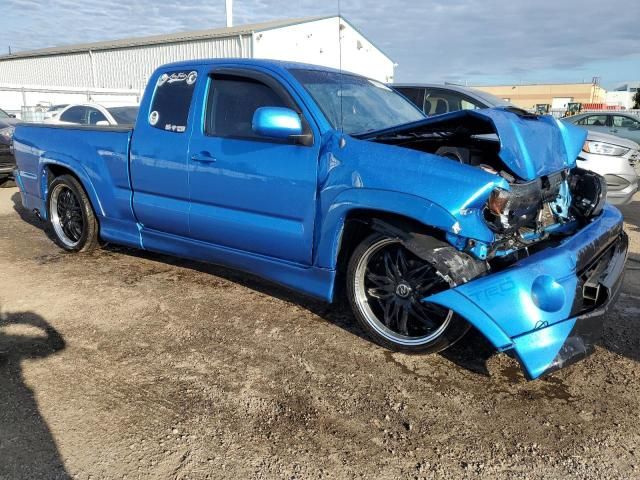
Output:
[60, 106, 86, 124]
[149, 70, 198, 133]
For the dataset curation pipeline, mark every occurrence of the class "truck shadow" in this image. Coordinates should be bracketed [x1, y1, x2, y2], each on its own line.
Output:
[0, 311, 70, 479]
[107, 242, 640, 377]
[105, 243, 502, 376]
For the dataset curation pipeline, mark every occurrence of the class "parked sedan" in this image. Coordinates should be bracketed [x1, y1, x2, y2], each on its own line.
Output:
[564, 112, 640, 144]
[0, 108, 18, 183]
[393, 83, 513, 115]
[577, 131, 639, 205]
[43, 104, 69, 121]
[46, 104, 139, 126]
[393, 84, 639, 205]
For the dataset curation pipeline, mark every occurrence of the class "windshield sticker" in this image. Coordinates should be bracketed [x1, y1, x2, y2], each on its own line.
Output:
[157, 74, 169, 87]
[164, 124, 186, 133]
[149, 111, 159, 126]
[157, 71, 198, 87]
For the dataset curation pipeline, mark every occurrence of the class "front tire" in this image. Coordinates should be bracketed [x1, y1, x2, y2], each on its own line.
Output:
[346, 233, 478, 354]
[48, 175, 99, 252]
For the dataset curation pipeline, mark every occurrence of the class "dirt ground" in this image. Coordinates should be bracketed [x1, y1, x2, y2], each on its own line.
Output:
[1, 185, 639, 480]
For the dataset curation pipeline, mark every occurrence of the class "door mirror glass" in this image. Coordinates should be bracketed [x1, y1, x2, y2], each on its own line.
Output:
[252, 107, 302, 140]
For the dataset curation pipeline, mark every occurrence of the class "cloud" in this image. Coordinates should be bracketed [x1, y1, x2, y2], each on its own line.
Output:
[1, 0, 639, 85]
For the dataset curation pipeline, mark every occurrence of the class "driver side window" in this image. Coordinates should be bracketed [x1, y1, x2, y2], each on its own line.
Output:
[87, 108, 108, 125]
[205, 76, 289, 140]
[423, 89, 484, 115]
[613, 115, 640, 128]
[580, 115, 608, 126]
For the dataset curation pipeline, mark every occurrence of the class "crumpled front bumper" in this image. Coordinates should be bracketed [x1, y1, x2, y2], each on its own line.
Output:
[425, 204, 628, 379]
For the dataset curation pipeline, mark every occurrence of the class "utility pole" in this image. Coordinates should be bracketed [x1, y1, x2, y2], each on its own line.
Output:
[226, 0, 233, 27]
[8, 45, 11, 55]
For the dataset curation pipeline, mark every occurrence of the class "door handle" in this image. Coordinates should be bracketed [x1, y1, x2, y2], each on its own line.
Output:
[191, 151, 217, 163]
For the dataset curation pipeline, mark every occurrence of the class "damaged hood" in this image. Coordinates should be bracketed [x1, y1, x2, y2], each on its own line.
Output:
[358, 108, 588, 181]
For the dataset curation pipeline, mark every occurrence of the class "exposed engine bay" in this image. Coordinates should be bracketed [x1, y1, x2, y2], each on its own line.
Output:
[360, 108, 607, 263]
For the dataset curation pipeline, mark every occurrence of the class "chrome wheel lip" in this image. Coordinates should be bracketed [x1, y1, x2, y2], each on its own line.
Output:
[354, 238, 453, 347]
[50, 184, 82, 249]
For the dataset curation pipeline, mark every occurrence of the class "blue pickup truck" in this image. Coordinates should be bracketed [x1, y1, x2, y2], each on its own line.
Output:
[13, 59, 628, 379]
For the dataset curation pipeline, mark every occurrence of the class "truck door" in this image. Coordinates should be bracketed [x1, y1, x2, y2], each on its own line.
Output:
[187, 68, 320, 265]
[130, 69, 198, 237]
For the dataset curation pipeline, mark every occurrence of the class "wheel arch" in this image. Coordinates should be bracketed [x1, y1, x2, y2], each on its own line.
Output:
[316, 189, 461, 273]
[40, 162, 103, 221]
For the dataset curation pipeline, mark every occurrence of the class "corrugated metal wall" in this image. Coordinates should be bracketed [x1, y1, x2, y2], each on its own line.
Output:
[92, 36, 252, 89]
[0, 35, 252, 90]
[0, 53, 94, 88]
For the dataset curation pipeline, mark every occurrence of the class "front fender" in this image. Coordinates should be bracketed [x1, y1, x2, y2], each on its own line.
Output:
[314, 133, 509, 270]
[315, 188, 493, 269]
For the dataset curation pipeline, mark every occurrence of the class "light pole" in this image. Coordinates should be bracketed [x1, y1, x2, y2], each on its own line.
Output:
[226, 0, 233, 27]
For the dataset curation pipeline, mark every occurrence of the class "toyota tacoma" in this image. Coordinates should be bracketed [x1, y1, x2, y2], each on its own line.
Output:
[13, 59, 628, 379]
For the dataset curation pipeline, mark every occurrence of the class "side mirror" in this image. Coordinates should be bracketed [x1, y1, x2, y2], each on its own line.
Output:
[9, 114, 16, 118]
[252, 107, 308, 143]
[96, 120, 110, 126]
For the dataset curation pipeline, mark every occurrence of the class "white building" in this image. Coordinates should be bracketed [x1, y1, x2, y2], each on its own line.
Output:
[606, 81, 640, 110]
[0, 16, 395, 116]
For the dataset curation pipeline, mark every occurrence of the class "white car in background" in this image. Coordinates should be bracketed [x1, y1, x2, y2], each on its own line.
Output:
[578, 130, 639, 205]
[42, 104, 69, 120]
[46, 104, 138, 126]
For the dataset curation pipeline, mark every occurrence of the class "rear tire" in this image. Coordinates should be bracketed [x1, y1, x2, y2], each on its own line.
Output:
[346, 233, 482, 354]
[48, 174, 99, 252]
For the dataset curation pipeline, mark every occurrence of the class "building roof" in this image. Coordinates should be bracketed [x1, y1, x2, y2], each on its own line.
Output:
[470, 82, 603, 88]
[613, 81, 640, 92]
[0, 16, 334, 61]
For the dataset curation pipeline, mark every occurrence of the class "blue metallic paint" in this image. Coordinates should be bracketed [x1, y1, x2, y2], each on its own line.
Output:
[426, 204, 625, 378]
[186, 64, 322, 265]
[358, 107, 588, 182]
[252, 107, 303, 139]
[11, 59, 625, 379]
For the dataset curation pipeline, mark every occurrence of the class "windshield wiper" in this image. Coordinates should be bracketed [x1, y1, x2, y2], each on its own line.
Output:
[364, 130, 446, 141]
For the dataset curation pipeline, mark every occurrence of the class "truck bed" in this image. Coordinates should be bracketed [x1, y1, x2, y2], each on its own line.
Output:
[18, 123, 133, 133]
[13, 122, 135, 230]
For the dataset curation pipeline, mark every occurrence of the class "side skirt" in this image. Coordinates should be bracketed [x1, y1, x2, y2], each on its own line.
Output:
[140, 228, 336, 302]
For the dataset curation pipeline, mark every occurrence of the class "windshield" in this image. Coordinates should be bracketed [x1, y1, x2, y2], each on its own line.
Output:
[290, 69, 425, 135]
[107, 106, 139, 125]
[0, 108, 9, 119]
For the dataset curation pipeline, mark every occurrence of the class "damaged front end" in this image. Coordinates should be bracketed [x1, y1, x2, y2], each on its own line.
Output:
[469, 166, 607, 261]
[426, 206, 627, 379]
[360, 108, 627, 379]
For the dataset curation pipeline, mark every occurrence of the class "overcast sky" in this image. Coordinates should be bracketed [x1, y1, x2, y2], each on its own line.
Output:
[1, 0, 639, 88]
